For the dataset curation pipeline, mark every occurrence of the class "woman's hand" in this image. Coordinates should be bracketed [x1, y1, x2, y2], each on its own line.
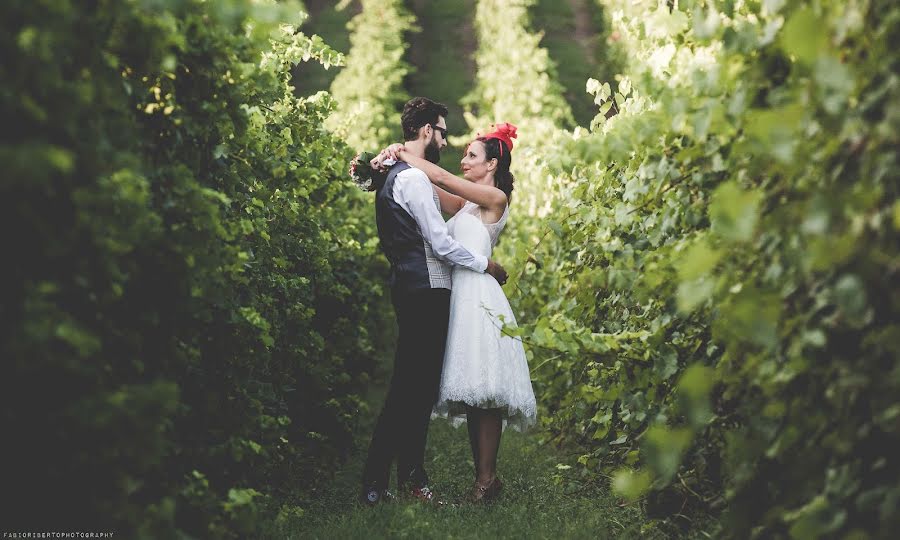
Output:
[370, 143, 407, 171]
[369, 150, 388, 171]
[383, 142, 405, 160]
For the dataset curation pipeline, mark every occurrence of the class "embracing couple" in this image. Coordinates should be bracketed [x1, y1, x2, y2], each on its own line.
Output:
[359, 97, 537, 506]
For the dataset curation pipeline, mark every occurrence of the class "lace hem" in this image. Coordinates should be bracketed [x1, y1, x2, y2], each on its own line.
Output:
[432, 395, 537, 432]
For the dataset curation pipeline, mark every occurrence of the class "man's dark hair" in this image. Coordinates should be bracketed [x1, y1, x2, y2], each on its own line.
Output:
[401, 97, 449, 141]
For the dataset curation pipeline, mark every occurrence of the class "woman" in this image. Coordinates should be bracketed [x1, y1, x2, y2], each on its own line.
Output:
[376, 123, 537, 502]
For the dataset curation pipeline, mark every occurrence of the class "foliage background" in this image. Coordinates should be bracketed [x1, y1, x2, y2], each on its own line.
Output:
[496, 1, 900, 538]
[4, 0, 898, 538]
[2, 0, 391, 537]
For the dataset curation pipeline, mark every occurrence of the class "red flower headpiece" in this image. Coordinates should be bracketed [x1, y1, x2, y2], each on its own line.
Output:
[481, 122, 518, 157]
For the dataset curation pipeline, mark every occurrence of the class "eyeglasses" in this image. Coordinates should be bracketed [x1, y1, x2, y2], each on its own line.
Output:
[431, 124, 448, 139]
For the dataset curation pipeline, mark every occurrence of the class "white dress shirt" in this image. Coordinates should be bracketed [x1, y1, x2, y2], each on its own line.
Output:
[391, 166, 488, 273]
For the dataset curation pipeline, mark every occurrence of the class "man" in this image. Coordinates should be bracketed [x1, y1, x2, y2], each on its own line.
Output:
[360, 97, 508, 505]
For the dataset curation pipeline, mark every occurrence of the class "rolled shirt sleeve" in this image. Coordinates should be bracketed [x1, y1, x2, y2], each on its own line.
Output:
[394, 168, 488, 273]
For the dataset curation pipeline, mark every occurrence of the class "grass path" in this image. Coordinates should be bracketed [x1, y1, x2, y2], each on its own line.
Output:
[263, 409, 673, 539]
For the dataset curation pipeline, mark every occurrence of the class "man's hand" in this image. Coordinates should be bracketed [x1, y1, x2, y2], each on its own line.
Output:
[486, 259, 508, 286]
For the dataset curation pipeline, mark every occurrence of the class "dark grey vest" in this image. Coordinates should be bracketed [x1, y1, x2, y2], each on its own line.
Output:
[376, 162, 448, 292]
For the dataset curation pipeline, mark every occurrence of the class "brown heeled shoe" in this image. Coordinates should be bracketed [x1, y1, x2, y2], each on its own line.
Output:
[467, 476, 503, 503]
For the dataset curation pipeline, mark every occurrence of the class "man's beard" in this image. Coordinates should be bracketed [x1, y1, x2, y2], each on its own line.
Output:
[425, 136, 441, 164]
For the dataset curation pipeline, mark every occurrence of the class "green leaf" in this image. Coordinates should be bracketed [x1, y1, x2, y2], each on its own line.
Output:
[716, 289, 781, 348]
[644, 426, 693, 481]
[693, 5, 721, 40]
[601, 82, 611, 101]
[814, 56, 855, 114]
[744, 105, 804, 162]
[677, 275, 715, 313]
[780, 7, 828, 65]
[785, 494, 847, 539]
[833, 274, 868, 327]
[678, 364, 715, 402]
[45, 146, 75, 173]
[227, 487, 262, 506]
[55, 321, 102, 357]
[652, 346, 679, 380]
[677, 239, 723, 281]
[709, 181, 762, 242]
[612, 468, 653, 501]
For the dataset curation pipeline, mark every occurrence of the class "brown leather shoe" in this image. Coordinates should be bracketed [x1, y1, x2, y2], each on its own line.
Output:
[467, 476, 503, 503]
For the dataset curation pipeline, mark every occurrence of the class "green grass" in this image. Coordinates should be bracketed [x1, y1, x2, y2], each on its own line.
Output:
[252, 301, 717, 539]
[261, 418, 682, 539]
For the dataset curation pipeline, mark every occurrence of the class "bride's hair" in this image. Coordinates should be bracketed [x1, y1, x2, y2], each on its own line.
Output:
[476, 137, 515, 204]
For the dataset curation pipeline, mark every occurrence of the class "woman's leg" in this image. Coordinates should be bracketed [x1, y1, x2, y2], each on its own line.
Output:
[465, 405, 481, 479]
[475, 407, 503, 484]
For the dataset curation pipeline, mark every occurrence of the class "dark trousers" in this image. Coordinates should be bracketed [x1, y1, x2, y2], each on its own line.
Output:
[362, 287, 451, 490]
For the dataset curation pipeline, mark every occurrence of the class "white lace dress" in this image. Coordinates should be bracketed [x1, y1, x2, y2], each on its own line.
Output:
[433, 201, 537, 431]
